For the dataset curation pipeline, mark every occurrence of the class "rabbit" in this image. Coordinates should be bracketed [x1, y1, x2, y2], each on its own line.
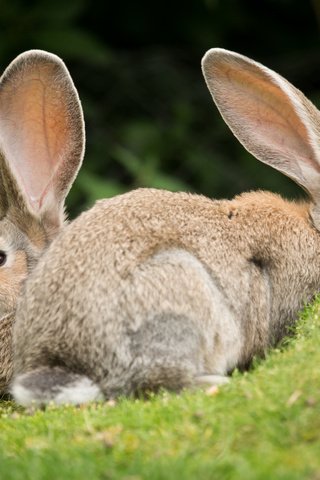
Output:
[11, 48, 320, 407]
[0, 50, 85, 395]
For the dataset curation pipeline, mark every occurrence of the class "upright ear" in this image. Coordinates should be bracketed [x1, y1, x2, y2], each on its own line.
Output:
[202, 48, 320, 226]
[0, 50, 84, 232]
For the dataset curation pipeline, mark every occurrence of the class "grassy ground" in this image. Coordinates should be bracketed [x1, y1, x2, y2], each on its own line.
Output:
[1, 302, 320, 480]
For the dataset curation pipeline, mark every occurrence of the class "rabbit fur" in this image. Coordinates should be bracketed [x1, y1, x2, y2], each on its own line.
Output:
[0, 50, 85, 394]
[9, 48, 320, 406]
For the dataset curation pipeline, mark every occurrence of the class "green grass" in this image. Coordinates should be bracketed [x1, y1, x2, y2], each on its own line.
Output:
[1, 301, 320, 480]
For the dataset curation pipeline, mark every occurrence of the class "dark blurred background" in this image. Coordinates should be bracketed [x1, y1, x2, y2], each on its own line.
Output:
[1, 0, 320, 217]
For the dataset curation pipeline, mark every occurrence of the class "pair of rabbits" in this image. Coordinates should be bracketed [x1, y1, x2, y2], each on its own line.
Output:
[0, 47, 319, 406]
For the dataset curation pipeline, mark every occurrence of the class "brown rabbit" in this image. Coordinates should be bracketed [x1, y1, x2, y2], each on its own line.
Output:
[11, 48, 320, 406]
[0, 50, 84, 394]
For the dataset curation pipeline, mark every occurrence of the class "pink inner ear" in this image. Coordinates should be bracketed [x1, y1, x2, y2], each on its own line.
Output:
[0, 74, 69, 211]
[203, 52, 320, 190]
[219, 65, 316, 166]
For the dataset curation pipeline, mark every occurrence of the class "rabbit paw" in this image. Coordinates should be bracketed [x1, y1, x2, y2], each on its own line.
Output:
[195, 374, 230, 387]
[11, 366, 104, 407]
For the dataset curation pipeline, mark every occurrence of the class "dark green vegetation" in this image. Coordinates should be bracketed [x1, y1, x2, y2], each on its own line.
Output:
[0, 300, 320, 479]
[1, 1, 319, 216]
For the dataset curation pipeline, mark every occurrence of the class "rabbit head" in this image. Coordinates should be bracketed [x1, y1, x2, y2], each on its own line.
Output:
[11, 49, 320, 406]
[0, 50, 84, 394]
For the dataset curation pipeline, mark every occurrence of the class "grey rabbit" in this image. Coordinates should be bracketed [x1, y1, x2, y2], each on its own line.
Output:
[10, 48, 320, 405]
[0, 50, 84, 394]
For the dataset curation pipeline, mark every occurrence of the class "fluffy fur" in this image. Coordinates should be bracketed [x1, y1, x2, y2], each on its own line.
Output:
[6, 48, 320, 405]
[12, 186, 320, 404]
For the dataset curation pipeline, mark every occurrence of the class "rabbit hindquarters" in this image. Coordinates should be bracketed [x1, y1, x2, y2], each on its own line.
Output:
[12, 249, 241, 405]
[108, 248, 241, 396]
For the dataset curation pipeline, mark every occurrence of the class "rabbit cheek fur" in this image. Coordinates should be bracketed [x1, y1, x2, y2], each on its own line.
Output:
[0, 216, 47, 393]
[11, 188, 319, 406]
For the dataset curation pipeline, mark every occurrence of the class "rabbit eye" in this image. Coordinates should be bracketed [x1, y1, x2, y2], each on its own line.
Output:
[0, 251, 7, 266]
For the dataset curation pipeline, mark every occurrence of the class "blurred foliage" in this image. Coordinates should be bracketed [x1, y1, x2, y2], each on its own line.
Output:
[0, 0, 320, 217]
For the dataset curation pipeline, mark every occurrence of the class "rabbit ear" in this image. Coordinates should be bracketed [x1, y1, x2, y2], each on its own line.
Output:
[0, 50, 84, 231]
[202, 48, 320, 205]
